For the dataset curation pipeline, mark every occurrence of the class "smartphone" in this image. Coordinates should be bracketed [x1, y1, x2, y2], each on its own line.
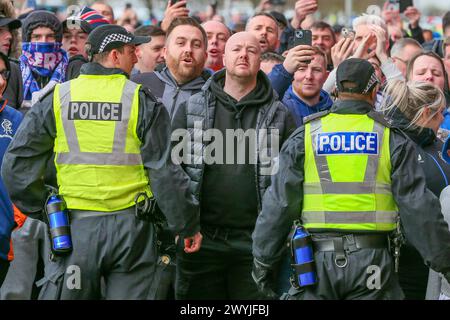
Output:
[399, 0, 413, 13]
[387, 0, 399, 11]
[291, 29, 312, 63]
[170, 0, 185, 6]
[293, 29, 312, 47]
[269, 0, 287, 5]
[342, 28, 355, 39]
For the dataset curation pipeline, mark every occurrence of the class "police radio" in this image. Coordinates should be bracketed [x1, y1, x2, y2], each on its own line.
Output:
[45, 194, 73, 255]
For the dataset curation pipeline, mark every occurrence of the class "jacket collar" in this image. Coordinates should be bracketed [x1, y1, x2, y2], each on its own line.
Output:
[330, 99, 374, 115]
[80, 62, 129, 78]
[157, 66, 209, 90]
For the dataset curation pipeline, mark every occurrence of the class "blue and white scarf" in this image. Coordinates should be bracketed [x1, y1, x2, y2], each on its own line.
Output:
[19, 42, 69, 101]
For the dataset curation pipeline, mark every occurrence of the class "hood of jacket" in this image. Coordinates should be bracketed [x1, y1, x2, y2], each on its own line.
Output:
[154, 66, 210, 118]
[386, 106, 436, 147]
[207, 69, 275, 110]
[156, 66, 210, 91]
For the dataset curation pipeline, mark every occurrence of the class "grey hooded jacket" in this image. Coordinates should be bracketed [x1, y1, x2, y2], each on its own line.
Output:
[131, 66, 211, 119]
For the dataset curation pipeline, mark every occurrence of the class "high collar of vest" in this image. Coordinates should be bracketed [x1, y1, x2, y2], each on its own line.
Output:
[330, 99, 374, 115]
[80, 62, 129, 78]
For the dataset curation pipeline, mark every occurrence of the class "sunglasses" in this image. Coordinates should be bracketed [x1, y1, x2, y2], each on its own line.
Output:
[0, 69, 10, 80]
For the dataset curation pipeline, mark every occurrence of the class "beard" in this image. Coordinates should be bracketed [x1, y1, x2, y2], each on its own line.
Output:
[166, 52, 205, 84]
[294, 83, 321, 100]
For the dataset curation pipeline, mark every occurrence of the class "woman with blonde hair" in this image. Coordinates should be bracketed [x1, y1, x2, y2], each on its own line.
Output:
[381, 79, 449, 300]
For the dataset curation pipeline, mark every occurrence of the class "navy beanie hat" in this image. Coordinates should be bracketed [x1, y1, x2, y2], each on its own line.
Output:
[21, 10, 63, 43]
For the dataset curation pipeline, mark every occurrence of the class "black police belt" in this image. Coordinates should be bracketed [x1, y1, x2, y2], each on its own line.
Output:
[312, 234, 389, 268]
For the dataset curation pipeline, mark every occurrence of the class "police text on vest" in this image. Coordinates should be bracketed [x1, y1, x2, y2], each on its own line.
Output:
[316, 132, 379, 155]
[68, 102, 123, 121]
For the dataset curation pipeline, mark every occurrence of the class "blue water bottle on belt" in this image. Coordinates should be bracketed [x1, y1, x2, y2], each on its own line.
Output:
[46, 195, 72, 254]
[291, 224, 317, 287]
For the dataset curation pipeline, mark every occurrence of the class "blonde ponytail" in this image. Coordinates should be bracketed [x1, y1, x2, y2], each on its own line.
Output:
[380, 79, 445, 130]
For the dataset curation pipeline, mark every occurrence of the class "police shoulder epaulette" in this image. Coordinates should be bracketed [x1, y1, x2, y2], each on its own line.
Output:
[303, 110, 330, 124]
[367, 110, 392, 128]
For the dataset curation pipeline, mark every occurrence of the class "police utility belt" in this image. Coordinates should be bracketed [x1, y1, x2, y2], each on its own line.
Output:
[69, 193, 157, 222]
[312, 234, 389, 268]
[290, 225, 390, 289]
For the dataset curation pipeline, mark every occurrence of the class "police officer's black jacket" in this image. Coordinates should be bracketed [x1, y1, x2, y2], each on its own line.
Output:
[252, 99, 450, 275]
[1, 62, 199, 238]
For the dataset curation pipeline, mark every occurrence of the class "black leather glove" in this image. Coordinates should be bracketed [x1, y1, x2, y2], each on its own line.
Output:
[252, 258, 279, 300]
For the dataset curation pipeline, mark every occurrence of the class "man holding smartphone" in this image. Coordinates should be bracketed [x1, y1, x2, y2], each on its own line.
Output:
[161, 1, 189, 33]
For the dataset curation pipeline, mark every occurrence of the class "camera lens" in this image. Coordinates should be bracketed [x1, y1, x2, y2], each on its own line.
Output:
[296, 30, 304, 38]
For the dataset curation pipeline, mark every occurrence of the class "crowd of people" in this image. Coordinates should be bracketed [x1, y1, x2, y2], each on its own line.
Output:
[0, 0, 449, 300]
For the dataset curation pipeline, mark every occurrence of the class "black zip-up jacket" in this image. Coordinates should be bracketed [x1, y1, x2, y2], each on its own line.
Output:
[252, 99, 450, 275]
[1, 62, 199, 237]
[172, 69, 296, 229]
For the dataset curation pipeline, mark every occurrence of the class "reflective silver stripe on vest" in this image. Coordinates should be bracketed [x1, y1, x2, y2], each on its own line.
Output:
[303, 182, 392, 194]
[302, 211, 398, 224]
[304, 118, 396, 226]
[57, 80, 142, 166]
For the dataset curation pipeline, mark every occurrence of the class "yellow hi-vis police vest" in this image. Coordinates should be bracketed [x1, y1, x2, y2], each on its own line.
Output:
[302, 113, 398, 232]
[53, 74, 152, 211]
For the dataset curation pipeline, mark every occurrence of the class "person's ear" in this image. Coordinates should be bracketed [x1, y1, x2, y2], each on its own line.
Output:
[422, 106, 433, 120]
[162, 46, 168, 60]
[370, 85, 378, 102]
[111, 49, 120, 65]
[135, 45, 142, 59]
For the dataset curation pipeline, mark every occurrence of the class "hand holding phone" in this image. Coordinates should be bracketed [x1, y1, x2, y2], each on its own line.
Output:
[161, 0, 189, 31]
[283, 43, 316, 73]
[170, 0, 186, 7]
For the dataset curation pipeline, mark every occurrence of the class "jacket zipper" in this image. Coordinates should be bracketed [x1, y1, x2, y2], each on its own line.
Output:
[170, 87, 181, 119]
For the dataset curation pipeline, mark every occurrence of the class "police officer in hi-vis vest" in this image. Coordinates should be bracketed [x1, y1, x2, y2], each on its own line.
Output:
[251, 58, 450, 300]
[1, 24, 202, 299]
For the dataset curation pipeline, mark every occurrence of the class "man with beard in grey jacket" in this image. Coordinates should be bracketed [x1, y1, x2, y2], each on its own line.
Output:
[131, 17, 209, 300]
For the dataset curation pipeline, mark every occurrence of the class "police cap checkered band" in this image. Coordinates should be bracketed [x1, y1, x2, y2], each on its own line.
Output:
[98, 33, 133, 53]
[336, 58, 378, 94]
[86, 24, 150, 57]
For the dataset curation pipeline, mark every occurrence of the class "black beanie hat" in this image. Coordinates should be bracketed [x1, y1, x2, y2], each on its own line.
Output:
[21, 10, 63, 43]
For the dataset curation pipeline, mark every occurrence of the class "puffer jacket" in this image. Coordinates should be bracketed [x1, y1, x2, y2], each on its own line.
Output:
[173, 70, 296, 212]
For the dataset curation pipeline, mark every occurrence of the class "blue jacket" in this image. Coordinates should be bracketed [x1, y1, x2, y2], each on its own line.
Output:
[268, 64, 293, 99]
[441, 109, 450, 131]
[282, 86, 333, 127]
[0, 103, 22, 261]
